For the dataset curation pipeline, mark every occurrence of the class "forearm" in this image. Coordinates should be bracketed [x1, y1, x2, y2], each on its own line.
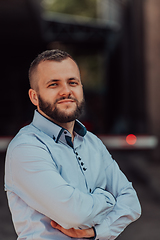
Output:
[51, 221, 96, 239]
[15, 179, 115, 229]
[50, 185, 141, 240]
[94, 183, 141, 240]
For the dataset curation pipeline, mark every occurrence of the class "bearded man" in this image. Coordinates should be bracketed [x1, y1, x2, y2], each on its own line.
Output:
[5, 49, 141, 240]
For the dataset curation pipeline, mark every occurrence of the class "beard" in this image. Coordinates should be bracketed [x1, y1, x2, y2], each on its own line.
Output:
[38, 94, 85, 123]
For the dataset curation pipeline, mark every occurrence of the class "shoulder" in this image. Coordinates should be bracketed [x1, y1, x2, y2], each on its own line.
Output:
[7, 123, 47, 154]
[85, 130, 105, 146]
[85, 130, 99, 141]
[85, 131, 111, 155]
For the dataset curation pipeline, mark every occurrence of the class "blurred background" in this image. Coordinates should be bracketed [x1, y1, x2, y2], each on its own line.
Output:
[0, 0, 160, 239]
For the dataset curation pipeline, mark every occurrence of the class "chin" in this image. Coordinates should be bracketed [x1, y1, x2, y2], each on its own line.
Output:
[58, 106, 77, 114]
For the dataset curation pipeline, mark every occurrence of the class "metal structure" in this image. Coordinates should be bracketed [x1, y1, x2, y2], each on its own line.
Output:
[0, 0, 150, 150]
[42, 11, 120, 45]
[0, 0, 122, 135]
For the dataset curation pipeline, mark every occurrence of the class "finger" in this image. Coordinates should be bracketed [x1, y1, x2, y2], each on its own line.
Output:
[51, 221, 63, 233]
[51, 221, 58, 228]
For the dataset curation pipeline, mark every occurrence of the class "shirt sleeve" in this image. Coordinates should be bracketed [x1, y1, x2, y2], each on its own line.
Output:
[8, 143, 116, 230]
[94, 142, 141, 240]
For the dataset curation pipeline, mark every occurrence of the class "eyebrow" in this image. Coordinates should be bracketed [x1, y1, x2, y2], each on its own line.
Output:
[46, 77, 80, 85]
[45, 79, 60, 86]
[68, 77, 80, 82]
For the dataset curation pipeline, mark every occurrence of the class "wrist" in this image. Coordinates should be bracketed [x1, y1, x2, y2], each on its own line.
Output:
[84, 227, 96, 239]
[92, 227, 97, 239]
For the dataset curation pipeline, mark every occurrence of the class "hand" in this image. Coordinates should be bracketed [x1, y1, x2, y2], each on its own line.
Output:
[51, 220, 95, 238]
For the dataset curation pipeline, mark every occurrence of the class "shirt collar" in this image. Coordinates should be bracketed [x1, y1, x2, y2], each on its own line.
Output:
[32, 110, 87, 144]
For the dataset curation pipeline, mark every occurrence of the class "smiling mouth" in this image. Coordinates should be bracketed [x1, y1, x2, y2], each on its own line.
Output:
[57, 99, 75, 104]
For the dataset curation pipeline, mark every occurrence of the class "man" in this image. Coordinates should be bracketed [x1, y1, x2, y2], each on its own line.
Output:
[5, 49, 141, 240]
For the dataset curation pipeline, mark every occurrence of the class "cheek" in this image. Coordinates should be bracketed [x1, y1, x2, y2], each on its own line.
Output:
[75, 88, 83, 100]
[43, 90, 58, 101]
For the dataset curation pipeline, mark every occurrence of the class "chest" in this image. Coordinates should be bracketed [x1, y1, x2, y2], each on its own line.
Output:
[49, 142, 107, 193]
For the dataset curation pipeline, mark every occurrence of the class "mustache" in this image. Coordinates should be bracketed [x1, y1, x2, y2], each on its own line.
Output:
[54, 96, 78, 104]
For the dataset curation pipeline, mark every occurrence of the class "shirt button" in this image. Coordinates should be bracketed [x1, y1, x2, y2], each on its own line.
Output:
[75, 152, 78, 155]
[81, 162, 84, 166]
[78, 157, 81, 161]
[89, 189, 92, 193]
[83, 167, 87, 171]
[53, 136, 56, 140]
[64, 131, 67, 134]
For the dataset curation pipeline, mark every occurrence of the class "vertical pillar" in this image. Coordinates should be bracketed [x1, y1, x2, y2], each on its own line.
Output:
[144, 0, 160, 159]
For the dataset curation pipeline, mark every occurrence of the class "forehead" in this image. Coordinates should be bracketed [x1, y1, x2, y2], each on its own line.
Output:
[33, 58, 81, 90]
[37, 58, 80, 77]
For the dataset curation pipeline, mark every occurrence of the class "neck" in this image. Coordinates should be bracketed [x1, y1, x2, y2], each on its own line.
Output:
[55, 121, 75, 142]
[37, 109, 75, 140]
[57, 121, 75, 134]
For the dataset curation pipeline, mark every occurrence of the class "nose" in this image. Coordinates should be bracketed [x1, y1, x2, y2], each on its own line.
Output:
[59, 83, 71, 96]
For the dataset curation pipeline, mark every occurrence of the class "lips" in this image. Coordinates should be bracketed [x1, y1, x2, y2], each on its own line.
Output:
[57, 99, 76, 104]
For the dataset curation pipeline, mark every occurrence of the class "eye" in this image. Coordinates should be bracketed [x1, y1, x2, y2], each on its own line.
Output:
[69, 81, 78, 86]
[48, 83, 58, 87]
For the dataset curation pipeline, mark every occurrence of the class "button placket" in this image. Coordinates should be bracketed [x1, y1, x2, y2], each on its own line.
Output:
[74, 149, 90, 192]
[74, 150, 87, 172]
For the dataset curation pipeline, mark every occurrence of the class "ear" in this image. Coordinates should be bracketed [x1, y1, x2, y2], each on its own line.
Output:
[28, 89, 38, 106]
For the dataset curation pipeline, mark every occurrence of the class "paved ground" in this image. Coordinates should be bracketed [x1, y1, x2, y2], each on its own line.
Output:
[0, 150, 160, 240]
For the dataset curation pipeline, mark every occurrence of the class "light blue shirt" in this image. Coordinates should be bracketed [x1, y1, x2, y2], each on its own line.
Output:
[5, 110, 141, 240]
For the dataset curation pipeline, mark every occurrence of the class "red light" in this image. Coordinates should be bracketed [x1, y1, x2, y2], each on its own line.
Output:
[126, 134, 137, 145]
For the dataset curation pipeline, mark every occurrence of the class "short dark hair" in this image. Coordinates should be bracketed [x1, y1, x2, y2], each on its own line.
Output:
[28, 49, 74, 90]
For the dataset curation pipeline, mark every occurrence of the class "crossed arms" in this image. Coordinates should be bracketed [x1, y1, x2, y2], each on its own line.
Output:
[7, 143, 141, 239]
